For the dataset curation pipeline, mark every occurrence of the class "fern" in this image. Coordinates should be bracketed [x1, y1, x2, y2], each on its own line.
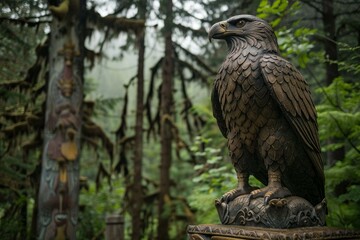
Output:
[318, 75, 360, 228]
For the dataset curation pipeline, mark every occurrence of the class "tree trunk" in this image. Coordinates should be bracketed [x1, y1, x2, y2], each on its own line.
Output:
[37, 0, 86, 239]
[157, 0, 174, 239]
[20, 197, 27, 239]
[321, 0, 345, 165]
[131, 2, 146, 240]
[322, 0, 339, 86]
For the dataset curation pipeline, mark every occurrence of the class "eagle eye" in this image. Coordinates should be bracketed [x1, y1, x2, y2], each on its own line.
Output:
[236, 20, 246, 28]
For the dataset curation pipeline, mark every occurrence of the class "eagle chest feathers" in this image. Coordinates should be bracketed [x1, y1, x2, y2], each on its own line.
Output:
[214, 40, 281, 151]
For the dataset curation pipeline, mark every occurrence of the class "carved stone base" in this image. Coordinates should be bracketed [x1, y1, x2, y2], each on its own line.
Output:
[215, 194, 327, 228]
[187, 224, 360, 240]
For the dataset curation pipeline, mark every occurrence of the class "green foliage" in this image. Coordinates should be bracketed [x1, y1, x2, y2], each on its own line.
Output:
[0, 2, 47, 238]
[257, 0, 319, 69]
[188, 136, 263, 224]
[316, 78, 360, 151]
[257, 0, 290, 28]
[277, 27, 318, 68]
[0, 213, 21, 239]
[317, 76, 360, 228]
[188, 136, 235, 223]
[77, 179, 126, 239]
[325, 160, 360, 228]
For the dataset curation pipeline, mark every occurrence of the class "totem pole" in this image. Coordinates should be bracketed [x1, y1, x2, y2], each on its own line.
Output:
[37, 0, 85, 239]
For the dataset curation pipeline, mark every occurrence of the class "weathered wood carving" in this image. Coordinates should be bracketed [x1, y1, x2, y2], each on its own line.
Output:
[208, 14, 326, 228]
[37, 0, 84, 239]
[57, 42, 80, 97]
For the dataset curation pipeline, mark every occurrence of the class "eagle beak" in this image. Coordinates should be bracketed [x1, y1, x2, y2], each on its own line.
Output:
[208, 21, 227, 42]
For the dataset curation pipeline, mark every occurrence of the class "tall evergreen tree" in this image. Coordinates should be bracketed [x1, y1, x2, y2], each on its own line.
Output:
[132, 0, 147, 239]
[158, 0, 174, 239]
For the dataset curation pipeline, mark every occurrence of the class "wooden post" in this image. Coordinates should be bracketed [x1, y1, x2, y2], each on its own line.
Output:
[105, 214, 124, 240]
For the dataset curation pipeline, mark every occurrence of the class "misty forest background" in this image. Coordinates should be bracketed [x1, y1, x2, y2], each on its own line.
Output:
[1, 0, 360, 239]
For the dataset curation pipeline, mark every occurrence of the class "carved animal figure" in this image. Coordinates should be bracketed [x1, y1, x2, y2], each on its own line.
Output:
[208, 15, 325, 206]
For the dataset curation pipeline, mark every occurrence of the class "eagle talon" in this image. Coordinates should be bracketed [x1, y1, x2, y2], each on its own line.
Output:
[250, 186, 291, 205]
[220, 186, 258, 203]
[264, 196, 269, 205]
[220, 189, 239, 203]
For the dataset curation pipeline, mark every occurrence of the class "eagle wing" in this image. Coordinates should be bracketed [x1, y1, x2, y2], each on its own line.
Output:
[211, 82, 228, 138]
[260, 53, 325, 193]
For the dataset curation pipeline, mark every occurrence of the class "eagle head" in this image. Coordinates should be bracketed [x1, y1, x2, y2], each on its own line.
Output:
[208, 14, 280, 53]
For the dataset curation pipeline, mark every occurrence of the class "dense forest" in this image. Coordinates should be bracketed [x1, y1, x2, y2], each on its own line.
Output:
[0, 0, 359, 239]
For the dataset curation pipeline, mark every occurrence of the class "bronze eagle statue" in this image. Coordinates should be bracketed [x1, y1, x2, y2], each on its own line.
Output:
[208, 15, 325, 206]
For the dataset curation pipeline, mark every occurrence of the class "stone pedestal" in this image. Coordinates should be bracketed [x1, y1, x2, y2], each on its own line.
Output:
[187, 224, 360, 240]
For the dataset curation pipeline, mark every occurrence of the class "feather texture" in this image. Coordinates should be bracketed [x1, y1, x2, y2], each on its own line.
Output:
[210, 15, 325, 205]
